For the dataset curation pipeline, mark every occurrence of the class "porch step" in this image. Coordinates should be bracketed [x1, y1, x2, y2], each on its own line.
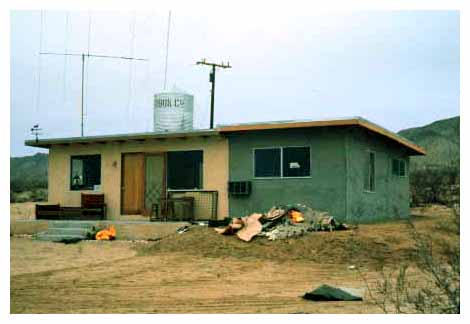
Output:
[47, 221, 98, 229]
[44, 227, 90, 236]
[34, 221, 96, 241]
[35, 233, 87, 242]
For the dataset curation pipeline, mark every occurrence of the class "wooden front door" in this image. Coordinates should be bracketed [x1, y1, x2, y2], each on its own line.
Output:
[121, 153, 145, 214]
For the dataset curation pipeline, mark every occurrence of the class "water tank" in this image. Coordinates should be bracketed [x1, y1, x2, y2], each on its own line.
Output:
[153, 90, 194, 132]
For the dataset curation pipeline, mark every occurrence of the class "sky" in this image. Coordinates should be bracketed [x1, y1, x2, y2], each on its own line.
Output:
[10, 10, 460, 156]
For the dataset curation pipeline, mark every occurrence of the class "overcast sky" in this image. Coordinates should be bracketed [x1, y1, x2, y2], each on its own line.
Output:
[10, 10, 459, 156]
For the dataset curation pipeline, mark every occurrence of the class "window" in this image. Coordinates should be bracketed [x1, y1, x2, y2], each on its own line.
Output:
[167, 150, 203, 189]
[70, 155, 101, 190]
[254, 148, 281, 177]
[254, 146, 311, 178]
[392, 158, 407, 177]
[283, 147, 311, 177]
[364, 151, 375, 192]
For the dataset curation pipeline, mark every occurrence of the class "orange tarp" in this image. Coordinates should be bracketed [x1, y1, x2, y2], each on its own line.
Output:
[96, 226, 116, 240]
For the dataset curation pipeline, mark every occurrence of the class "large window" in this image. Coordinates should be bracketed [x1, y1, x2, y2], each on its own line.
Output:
[254, 146, 311, 178]
[167, 150, 203, 189]
[364, 151, 375, 192]
[392, 158, 407, 177]
[254, 148, 281, 177]
[70, 155, 101, 190]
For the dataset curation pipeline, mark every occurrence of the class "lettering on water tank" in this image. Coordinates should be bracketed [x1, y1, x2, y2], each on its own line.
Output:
[156, 97, 186, 108]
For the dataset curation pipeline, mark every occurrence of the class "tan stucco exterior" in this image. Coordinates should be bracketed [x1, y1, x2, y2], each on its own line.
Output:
[47, 136, 229, 220]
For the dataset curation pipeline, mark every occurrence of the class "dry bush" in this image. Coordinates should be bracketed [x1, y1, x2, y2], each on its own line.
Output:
[360, 204, 460, 314]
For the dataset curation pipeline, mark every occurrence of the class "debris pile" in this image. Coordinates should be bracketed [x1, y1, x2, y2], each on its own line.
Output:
[215, 205, 348, 242]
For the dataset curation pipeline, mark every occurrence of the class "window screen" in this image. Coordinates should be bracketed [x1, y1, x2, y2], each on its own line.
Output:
[70, 155, 101, 190]
[254, 148, 281, 177]
[364, 151, 375, 192]
[283, 147, 310, 177]
[167, 151, 203, 189]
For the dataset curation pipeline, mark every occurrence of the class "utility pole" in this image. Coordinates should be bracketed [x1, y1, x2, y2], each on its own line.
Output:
[196, 59, 231, 129]
[40, 52, 148, 136]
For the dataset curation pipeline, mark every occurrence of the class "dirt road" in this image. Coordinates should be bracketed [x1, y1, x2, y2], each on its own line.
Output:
[11, 238, 385, 313]
[10, 205, 455, 313]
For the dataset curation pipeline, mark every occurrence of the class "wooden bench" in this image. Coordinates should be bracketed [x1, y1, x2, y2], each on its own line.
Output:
[35, 193, 106, 220]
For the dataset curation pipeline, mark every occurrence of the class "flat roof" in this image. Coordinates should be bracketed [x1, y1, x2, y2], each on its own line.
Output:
[25, 117, 425, 155]
[25, 128, 219, 148]
[218, 117, 426, 155]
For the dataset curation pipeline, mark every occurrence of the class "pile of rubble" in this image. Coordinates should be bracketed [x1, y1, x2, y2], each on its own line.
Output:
[214, 204, 348, 242]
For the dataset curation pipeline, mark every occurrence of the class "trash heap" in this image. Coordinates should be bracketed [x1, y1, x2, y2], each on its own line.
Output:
[214, 204, 348, 242]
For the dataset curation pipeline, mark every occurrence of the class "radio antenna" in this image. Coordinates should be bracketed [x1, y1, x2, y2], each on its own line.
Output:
[163, 10, 171, 90]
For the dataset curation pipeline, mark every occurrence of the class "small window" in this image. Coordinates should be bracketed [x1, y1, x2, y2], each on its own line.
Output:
[283, 147, 311, 177]
[254, 148, 281, 177]
[364, 151, 375, 192]
[70, 155, 101, 190]
[392, 158, 407, 177]
[167, 150, 203, 189]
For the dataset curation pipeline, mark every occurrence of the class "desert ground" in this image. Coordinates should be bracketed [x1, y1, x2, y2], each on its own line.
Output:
[10, 204, 457, 313]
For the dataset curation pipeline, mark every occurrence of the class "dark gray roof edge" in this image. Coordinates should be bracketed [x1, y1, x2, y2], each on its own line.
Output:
[25, 128, 220, 148]
[216, 116, 361, 128]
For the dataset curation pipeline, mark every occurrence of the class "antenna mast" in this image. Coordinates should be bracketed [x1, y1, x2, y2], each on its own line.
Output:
[39, 52, 148, 137]
[196, 59, 231, 129]
[163, 10, 171, 90]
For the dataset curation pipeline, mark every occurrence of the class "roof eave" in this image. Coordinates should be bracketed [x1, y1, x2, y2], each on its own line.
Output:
[24, 129, 220, 148]
[218, 118, 426, 156]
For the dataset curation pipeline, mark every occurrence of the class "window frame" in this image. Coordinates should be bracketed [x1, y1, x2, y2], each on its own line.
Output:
[69, 154, 101, 191]
[252, 146, 312, 179]
[392, 158, 407, 178]
[363, 150, 376, 193]
[166, 149, 204, 190]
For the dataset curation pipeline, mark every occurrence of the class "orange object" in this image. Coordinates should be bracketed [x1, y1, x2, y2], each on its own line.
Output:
[289, 210, 304, 223]
[96, 225, 116, 240]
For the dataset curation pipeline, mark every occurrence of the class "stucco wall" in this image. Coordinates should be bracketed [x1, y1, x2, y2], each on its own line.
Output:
[47, 136, 229, 220]
[345, 127, 411, 223]
[227, 128, 348, 218]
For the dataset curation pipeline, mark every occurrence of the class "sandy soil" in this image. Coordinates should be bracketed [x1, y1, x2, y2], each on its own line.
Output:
[10, 202, 36, 221]
[10, 204, 457, 314]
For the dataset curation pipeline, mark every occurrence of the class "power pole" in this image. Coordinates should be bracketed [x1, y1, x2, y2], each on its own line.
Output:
[40, 52, 148, 136]
[196, 59, 231, 129]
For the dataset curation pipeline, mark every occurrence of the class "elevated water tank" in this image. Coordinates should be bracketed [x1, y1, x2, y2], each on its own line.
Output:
[153, 89, 194, 132]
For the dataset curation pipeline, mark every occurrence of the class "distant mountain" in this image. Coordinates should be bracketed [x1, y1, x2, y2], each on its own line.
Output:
[398, 116, 460, 170]
[9, 116, 460, 192]
[10, 153, 48, 191]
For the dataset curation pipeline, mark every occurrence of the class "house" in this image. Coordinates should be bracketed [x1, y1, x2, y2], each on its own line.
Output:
[25, 117, 425, 222]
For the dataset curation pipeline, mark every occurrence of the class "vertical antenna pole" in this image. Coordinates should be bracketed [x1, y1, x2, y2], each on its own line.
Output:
[81, 53, 85, 136]
[210, 65, 215, 129]
[163, 10, 171, 90]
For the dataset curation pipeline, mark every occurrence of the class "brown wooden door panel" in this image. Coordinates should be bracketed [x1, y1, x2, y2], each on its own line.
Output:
[121, 153, 145, 214]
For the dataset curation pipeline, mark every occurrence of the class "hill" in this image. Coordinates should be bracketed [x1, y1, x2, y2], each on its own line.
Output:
[398, 116, 460, 169]
[9, 116, 459, 192]
[10, 153, 48, 192]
